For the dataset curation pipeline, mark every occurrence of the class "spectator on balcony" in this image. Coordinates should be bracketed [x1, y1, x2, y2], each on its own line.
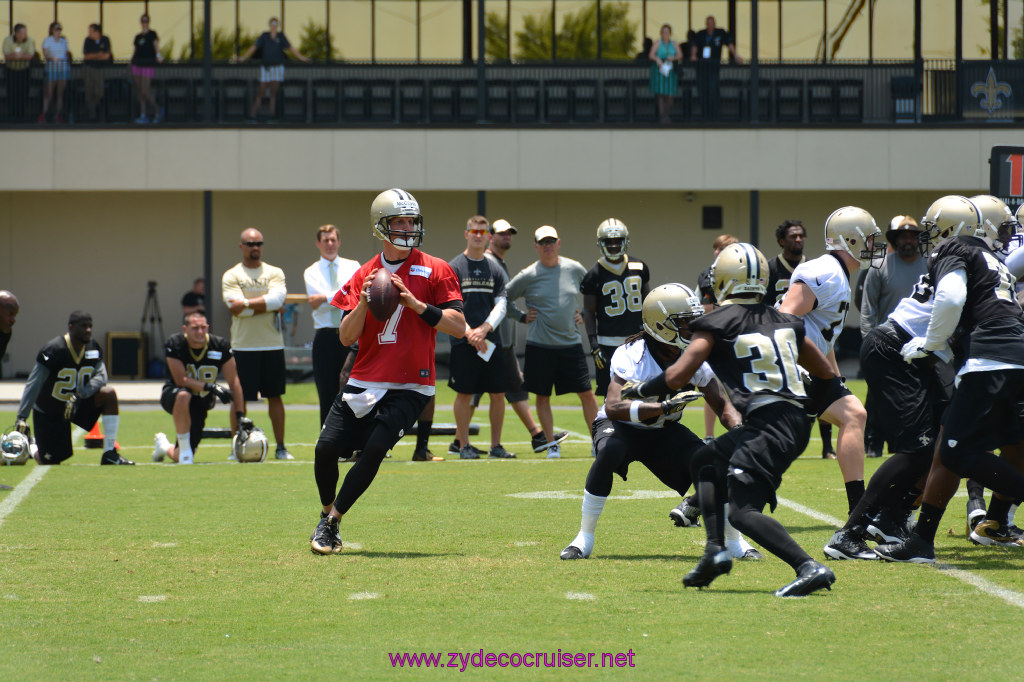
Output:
[39, 22, 69, 124]
[3, 24, 35, 121]
[238, 17, 310, 122]
[648, 24, 681, 125]
[81, 24, 112, 121]
[635, 37, 653, 62]
[690, 15, 742, 121]
[131, 14, 163, 124]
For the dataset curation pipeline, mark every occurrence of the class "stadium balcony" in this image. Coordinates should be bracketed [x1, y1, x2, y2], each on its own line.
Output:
[2, 59, 1022, 127]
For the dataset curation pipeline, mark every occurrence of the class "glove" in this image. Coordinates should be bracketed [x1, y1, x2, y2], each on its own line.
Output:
[900, 337, 933, 364]
[620, 380, 645, 401]
[237, 415, 254, 437]
[63, 395, 79, 422]
[660, 390, 703, 416]
[14, 419, 29, 435]
[591, 347, 607, 370]
[206, 382, 233, 404]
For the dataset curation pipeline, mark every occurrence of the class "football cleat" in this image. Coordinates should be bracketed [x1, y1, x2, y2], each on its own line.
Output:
[100, 448, 134, 465]
[669, 497, 702, 528]
[546, 443, 561, 459]
[741, 548, 764, 560]
[459, 444, 480, 460]
[823, 529, 877, 560]
[153, 432, 170, 463]
[488, 444, 516, 459]
[275, 445, 294, 461]
[865, 508, 914, 545]
[560, 545, 588, 560]
[531, 430, 569, 453]
[449, 440, 484, 457]
[873, 535, 935, 564]
[682, 547, 732, 588]
[411, 448, 443, 461]
[774, 560, 836, 597]
[969, 520, 1024, 547]
[310, 515, 342, 555]
[966, 497, 987, 535]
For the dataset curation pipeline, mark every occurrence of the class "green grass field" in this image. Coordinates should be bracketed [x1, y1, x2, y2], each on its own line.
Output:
[2, 382, 1024, 680]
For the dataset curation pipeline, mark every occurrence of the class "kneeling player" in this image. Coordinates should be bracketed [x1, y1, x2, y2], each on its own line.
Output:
[560, 284, 751, 561]
[13, 310, 133, 465]
[624, 244, 842, 597]
[153, 312, 246, 464]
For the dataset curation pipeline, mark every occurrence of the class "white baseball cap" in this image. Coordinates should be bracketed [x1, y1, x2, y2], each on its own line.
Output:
[534, 225, 559, 242]
[491, 219, 518, 234]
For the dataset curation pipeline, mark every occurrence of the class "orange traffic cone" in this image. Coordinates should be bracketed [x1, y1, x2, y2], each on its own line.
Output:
[84, 421, 104, 449]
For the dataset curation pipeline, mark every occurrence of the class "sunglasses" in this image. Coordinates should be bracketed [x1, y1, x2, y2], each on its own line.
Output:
[242, 241, 264, 247]
[141, 18, 150, 23]
[537, 238, 557, 246]
[467, 229, 488, 236]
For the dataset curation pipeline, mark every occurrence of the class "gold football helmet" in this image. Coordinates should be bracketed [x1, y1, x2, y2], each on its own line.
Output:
[233, 427, 268, 463]
[969, 195, 1020, 252]
[642, 283, 703, 348]
[1, 429, 31, 465]
[919, 195, 981, 251]
[824, 206, 884, 268]
[711, 243, 769, 303]
[370, 188, 424, 250]
[596, 218, 629, 260]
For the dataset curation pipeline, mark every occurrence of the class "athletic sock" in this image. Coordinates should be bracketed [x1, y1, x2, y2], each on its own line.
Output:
[177, 432, 193, 464]
[416, 421, 432, 452]
[571, 490, 606, 557]
[986, 495, 1012, 525]
[845, 480, 865, 516]
[966, 478, 985, 503]
[102, 415, 119, 451]
[723, 507, 754, 557]
[912, 502, 945, 544]
[1010, 503, 1020, 527]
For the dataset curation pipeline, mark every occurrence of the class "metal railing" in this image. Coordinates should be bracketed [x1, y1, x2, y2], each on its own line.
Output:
[2, 59, 1021, 127]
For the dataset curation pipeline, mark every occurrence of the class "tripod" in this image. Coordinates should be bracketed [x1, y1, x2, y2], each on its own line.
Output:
[140, 281, 165, 372]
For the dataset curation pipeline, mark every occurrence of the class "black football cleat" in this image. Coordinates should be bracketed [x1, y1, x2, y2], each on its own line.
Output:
[559, 545, 587, 560]
[865, 507, 914, 545]
[740, 548, 764, 560]
[873, 535, 935, 564]
[531, 430, 569, 453]
[100, 449, 134, 465]
[682, 547, 732, 588]
[774, 560, 835, 597]
[823, 529, 877, 560]
[669, 496, 702, 528]
[310, 515, 342, 555]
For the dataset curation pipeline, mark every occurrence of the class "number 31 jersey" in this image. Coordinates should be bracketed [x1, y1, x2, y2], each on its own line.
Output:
[580, 257, 651, 344]
[688, 303, 808, 416]
[33, 334, 105, 416]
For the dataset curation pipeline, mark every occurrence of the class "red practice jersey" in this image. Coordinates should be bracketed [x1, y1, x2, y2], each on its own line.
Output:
[331, 249, 462, 386]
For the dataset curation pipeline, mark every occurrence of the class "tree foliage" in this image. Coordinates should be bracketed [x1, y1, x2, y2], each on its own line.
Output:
[298, 20, 337, 61]
[487, 1, 637, 62]
[978, 0, 1023, 59]
[161, 22, 256, 61]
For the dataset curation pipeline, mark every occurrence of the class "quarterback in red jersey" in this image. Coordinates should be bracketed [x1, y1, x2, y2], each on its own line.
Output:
[310, 189, 465, 555]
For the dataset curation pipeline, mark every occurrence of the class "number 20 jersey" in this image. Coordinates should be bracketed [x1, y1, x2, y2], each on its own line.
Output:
[33, 334, 105, 416]
[688, 304, 808, 416]
[162, 332, 233, 396]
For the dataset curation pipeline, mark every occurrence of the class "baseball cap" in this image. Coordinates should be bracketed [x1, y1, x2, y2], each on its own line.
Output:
[491, 219, 518, 235]
[534, 226, 559, 242]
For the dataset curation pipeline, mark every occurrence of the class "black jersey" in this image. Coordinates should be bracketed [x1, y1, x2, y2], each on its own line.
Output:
[0, 328, 10, 360]
[448, 253, 508, 346]
[929, 236, 1024, 364]
[688, 303, 808, 415]
[581, 257, 650, 341]
[163, 332, 233, 397]
[764, 254, 805, 308]
[33, 334, 105, 416]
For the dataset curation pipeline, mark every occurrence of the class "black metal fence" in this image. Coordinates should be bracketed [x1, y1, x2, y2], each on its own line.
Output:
[3, 59, 1021, 127]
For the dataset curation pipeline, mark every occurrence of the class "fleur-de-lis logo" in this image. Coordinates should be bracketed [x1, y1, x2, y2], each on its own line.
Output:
[970, 67, 1012, 115]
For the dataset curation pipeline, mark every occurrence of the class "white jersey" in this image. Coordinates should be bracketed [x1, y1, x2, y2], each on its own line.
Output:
[596, 338, 715, 429]
[787, 253, 851, 356]
[888, 274, 954, 363]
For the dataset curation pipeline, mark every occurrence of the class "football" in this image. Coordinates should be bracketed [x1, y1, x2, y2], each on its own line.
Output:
[367, 268, 401, 321]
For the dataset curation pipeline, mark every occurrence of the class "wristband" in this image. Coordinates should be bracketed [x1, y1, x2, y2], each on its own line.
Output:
[419, 303, 443, 327]
[242, 299, 250, 308]
[629, 401, 643, 423]
[636, 373, 670, 400]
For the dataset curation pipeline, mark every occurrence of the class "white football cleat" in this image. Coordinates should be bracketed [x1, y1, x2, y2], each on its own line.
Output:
[153, 433, 171, 462]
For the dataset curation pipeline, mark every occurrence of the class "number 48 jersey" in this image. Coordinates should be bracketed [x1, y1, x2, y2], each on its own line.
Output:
[688, 304, 808, 416]
[580, 257, 651, 343]
[162, 332, 233, 397]
[33, 334, 105, 416]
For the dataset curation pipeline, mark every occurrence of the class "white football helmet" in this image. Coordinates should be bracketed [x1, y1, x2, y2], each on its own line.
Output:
[919, 195, 981, 251]
[233, 428, 268, 463]
[596, 218, 629, 260]
[824, 206, 884, 268]
[642, 283, 703, 348]
[711, 243, 769, 303]
[370, 188, 424, 250]
[969, 195, 1021, 252]
[1, 430, 31, 466]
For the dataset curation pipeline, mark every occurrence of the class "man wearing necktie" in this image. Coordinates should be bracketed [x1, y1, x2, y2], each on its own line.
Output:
[305, 225, 361, 426]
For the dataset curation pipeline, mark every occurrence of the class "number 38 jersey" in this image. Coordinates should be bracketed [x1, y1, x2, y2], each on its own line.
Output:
[786, 253, 851, 356]
[688, 304, 808, 416]
[580, 257, 651, 344]
[162, 332, 233, 397]
[33, 334, 105, 416]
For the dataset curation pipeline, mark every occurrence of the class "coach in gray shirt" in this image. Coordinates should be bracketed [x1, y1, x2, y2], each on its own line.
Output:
[505, 226, 598, 458]
[859, 216, 928, 337]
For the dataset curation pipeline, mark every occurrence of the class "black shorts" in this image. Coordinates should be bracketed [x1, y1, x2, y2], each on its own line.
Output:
[591, 417, 704, 490]
[523, 344, 592, 396]
[711, 401, 810, 512]
[448, 342, 507, 395]
[594, 344, 619, 397]
[32, 398, 104, 464]
[160, 385, 215, 451]
[861, 322, 953, 455]
[942, 369, 1024, 453]
[234, 349, 286, 401]
[472, 346, 528, 407]
[317, 386, 430, 457]
[804, 372, 854, 417]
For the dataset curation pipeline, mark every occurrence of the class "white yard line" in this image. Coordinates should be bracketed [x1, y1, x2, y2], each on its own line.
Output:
[0, 466, 48, 529]
[777, 496, 1024, 610]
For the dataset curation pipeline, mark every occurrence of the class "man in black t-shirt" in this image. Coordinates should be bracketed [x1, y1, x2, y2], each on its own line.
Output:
[181, 277, 206, 315]
[238, 17, 310, 121]
[0, 290, 18, 370]
[689, 16, 742, 120]
[82, 23, 111, 119]
[154, 312, 245, 464]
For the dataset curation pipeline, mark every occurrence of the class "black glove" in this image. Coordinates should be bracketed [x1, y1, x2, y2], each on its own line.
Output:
[237, 414, 254, 436]
[620, 373, 670, 401]
[63, 395, 79, 422]
[14, 419, 29, 435]
[660, 390, 703, 416]
[591, 347, 607, 370]
[206, 382, 233, 404]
